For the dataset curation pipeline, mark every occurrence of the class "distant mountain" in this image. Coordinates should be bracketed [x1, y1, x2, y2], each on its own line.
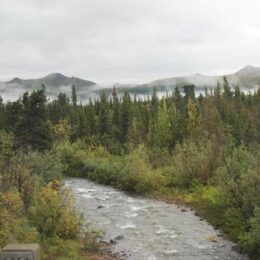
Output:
[0, 73, 96, 101]
[6, 73, 96, 89]
[94, 65, 260, 96]
[0, 66, 259, 102]
[234, 65, 260, 87]
[130, 65, 260, 94]
[235, 65, 260, 77]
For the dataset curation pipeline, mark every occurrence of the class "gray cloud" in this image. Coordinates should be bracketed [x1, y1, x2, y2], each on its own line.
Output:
[1, 0, 260, 83]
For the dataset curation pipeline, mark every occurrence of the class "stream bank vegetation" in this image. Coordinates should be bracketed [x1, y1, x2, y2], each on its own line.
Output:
[0, 78, 259, 258]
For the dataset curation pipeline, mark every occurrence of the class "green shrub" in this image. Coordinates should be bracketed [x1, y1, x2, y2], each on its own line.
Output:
[120, 146, 166, 193]
[55, 141, 88, 176]
[239, 207, 260, 257]
[166, 139, 215, 188]
[217, 146, 260, 225]
[0, 130, 15, 162]
[41, 236, 81, 260]
[16, 151, 64, 183]
[0, 192, 39, 248]
[29, 182, 83, 240]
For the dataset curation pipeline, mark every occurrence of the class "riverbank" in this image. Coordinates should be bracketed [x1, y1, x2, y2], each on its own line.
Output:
[56, 140, 259, 259]
[40, 224, 120, 260]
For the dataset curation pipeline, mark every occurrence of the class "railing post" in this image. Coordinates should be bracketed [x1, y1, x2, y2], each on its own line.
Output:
[0, 244, 40, 260]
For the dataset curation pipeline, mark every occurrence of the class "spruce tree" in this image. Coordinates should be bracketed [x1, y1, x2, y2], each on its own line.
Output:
[71, 85, 77, 108]
[112, 93, 120, 141]
[3, 100, 23, 132]
[86, 99, 96, 136]
[183, 84, 195, 102]
[15, 90, 52, 151]
[120, 92, 132, 143]
[98, 91, 110, 137]
[153, 98, 171, 149]
[223, 76, 232, 98]
[186, 97, 200, 134]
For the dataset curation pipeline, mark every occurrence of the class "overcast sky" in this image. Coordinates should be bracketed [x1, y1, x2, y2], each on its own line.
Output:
[1, 0, 260, 84]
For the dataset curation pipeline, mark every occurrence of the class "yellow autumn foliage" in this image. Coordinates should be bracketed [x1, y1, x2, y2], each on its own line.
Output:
[29, 181, 83, 240]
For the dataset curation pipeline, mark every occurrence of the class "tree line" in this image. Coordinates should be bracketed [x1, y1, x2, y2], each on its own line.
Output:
[0, 77, 259, 153]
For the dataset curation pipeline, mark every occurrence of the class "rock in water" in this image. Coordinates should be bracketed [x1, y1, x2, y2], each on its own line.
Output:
[115, 235, 124, 241]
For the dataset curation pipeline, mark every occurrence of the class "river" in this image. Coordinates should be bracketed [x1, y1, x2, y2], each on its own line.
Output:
[65, 178, 248, 260]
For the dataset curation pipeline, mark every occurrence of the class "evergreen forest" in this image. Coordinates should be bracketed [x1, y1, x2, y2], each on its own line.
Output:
[0, 77, 259, 258]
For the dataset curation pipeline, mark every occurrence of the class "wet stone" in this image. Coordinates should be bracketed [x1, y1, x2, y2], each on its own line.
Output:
[110, 239, 117, 245]
[115, 235, 125, 241]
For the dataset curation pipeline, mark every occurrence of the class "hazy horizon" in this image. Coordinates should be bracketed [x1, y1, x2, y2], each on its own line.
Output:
[1, 65, 260, 86]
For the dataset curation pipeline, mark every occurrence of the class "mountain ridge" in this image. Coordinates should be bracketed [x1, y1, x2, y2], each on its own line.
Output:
[6, 73, 96, 89]
[1, 66, 259, 101]
[4, 65, 260, 90]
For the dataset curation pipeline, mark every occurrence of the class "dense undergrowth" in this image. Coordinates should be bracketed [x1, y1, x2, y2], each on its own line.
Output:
[0, 133, 106, 259]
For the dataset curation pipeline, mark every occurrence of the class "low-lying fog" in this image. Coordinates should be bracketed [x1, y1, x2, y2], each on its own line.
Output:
[0, 82, 258, 104]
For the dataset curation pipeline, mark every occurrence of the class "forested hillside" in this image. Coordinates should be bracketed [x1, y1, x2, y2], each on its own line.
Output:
[0, 77, 259, 258]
